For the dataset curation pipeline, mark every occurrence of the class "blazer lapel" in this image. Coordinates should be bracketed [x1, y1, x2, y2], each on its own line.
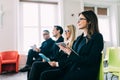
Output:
[76, 38, 86, 54]
[73, 34, 83, 52]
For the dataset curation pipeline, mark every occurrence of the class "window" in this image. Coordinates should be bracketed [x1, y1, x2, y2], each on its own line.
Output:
[20, 2, 59, 53]
[84, 6, 95, 12]
[84, 6, 110, 42]
[98, 18, 110, 41]
[23, 3, 39, 52]
[97, 8, 107, 15]
[40, 4, 58, 41]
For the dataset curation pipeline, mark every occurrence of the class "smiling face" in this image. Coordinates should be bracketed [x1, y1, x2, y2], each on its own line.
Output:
[77, 14, 88, 30]
[65, 27, 71, 40]
[52, 27, 59, 37]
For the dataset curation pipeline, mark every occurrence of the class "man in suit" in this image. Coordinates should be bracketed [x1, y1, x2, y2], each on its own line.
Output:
[28, 25, 66, 80]
[19, 30, 55, 72]
[49, 25, 64, 60]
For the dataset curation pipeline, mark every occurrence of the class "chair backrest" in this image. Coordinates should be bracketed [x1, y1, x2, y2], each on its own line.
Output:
[0, 51, 18, 60]
[108, 47, 120, 67]
[97, 53, 104, 80]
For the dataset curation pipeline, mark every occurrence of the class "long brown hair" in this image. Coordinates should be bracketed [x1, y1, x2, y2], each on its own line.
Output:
[79, 10, 100, 39]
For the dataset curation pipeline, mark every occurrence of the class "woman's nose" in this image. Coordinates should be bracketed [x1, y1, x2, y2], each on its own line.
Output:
[77, 20, 80, 24]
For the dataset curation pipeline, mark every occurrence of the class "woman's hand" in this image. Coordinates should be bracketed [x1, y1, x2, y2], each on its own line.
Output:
[48, 61, 57, 67]
[35, 48, 40, 52]
[58, 45, 72, 55]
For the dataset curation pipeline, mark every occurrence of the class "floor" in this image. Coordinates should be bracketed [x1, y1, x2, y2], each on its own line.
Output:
[0, 72, 27, 80]
[0, 72, 119, 80]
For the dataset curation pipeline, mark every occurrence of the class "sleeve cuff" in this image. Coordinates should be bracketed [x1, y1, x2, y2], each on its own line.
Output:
[56, 62, 59, 67]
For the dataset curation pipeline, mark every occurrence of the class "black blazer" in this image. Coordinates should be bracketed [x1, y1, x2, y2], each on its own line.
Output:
[49, 36, 64, 60]
[64, 33, 104, 80]
[40, 38, 55, 57]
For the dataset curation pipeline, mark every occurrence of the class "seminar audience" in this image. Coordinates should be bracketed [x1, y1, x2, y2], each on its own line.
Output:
[40, 10, 104, 80]
[28, 24, 76, 80]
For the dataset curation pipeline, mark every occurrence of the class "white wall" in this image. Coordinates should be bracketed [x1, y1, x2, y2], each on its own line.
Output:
[110, 4, 119, 46]
[117, 3, 120, 46]
[108, 1, 120, 46]
[0, 0, 18, 51]
[62, 0, 83, 26]
[62, 0, 83, 36]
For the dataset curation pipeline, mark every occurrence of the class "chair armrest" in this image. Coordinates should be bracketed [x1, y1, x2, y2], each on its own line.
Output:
[17, 54, 20, 62]
[0, 55, 2, 63]
[13, 53, 19, 61]
[0, 54, 1, 74]
[15, 54, 20, 72]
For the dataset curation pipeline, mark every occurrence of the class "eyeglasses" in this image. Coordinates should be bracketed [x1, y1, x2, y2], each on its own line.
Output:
[78, 18, 87, 22]
[65, 30, 70, 33]
[43, 34, 49, 35]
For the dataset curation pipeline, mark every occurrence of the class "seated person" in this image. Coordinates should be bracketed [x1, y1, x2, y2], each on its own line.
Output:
[48, 25, 64, 60]
[28, 24, 76, 80]
[19, 30, 55, 72]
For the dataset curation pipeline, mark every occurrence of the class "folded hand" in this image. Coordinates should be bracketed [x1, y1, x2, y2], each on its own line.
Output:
[58, 45, 71, 55]
[48, 61, 57, 67]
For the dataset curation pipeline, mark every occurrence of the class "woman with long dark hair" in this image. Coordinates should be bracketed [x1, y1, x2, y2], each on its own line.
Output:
[40, 10, 104, 80]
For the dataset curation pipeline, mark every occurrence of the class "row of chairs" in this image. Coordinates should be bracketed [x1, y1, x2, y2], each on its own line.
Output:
[0, 51, 19, 74]
[97, 47, 120, 80]
[104, 47, 120, 80]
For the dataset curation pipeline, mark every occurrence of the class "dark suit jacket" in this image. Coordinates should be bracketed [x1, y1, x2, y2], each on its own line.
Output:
[40, 38, 55, 57]
[49, 36, 64, 60]
[63, 33, 104, 80]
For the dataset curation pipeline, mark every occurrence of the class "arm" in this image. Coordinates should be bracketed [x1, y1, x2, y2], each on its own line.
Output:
[40, 40, 55, 55]
[56, 51, 68, 67]
[49, 51, 68, 67]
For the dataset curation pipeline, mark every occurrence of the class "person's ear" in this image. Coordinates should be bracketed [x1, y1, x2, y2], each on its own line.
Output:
[58, 30, 60, 33]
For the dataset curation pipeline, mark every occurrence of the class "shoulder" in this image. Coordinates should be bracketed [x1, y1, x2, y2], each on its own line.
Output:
[47, 38, 55, 44]
[76, 33, 84, 39]
[49, 38, 55, 42]
[41, 41, 46, 46]
[90, 33, 104, 48]
[91, 33, 103, 41]
[58, 36, 64, 42]
[61, 36, 64, 41]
